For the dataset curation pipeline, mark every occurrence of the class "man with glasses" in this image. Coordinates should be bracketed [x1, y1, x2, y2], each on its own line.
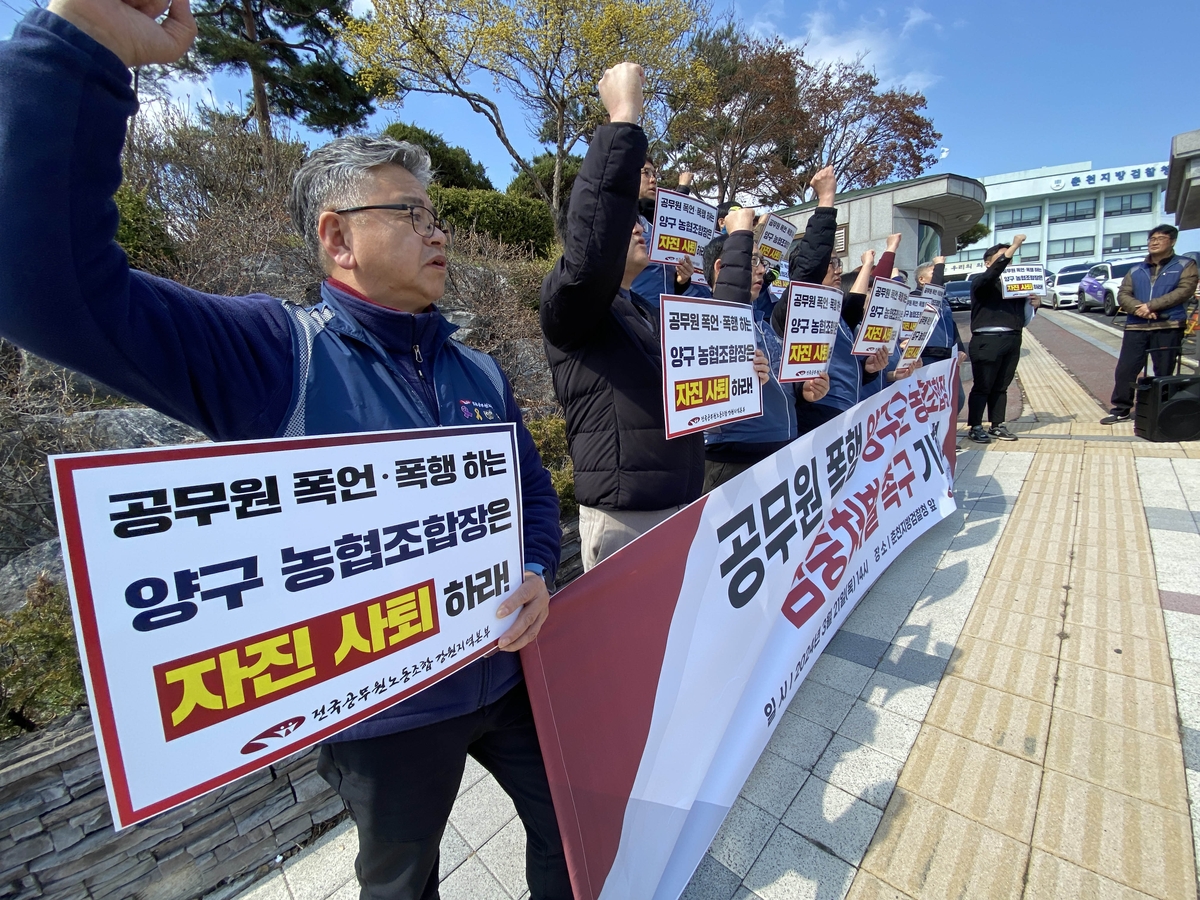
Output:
[1101, 225, 1198, 425]
[631, 160, 704, 302]
[0, 2, 571, 896]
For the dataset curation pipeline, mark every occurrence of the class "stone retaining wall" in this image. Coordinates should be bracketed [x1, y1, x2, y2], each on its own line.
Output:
[0, 520, 583, 900]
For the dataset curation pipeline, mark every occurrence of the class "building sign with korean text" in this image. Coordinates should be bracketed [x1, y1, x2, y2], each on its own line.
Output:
[756, 214, 797, 271]
[778, 282, 843, 383]
[1000, 264, 1047, 299]
[660, 295, 763, 439]
[50, 425, 524, 829]
[648, 189, 718, 284]
[852, 278, 908, 356]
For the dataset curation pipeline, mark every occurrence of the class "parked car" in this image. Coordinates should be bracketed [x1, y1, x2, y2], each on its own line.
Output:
[943, 279, 972, 310]
[1079, 258, 1142, 315]
[1045, 265, 1091, 309]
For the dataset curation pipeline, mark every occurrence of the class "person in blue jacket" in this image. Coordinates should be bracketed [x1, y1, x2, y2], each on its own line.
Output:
[0, 2, 569, 897]
[700, 222, 830, 489]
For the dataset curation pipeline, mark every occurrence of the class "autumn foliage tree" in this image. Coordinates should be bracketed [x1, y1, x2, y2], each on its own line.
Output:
[343, 0, 714, 228]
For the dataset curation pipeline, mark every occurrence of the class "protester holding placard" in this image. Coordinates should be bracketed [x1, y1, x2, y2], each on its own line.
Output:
[631, 164, 705, 302]
[0, 2, 571, 894]
[770, 165, 839, 339]
[540, 63, 766, 571]
[966, 235, 1040, 443]
[779, 248, 892, 433]
[915, 257, 967, 412]
[699, 219, 830, 490]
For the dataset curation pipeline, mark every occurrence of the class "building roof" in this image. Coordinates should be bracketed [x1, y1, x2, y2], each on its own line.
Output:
[775, 170, 986, 217]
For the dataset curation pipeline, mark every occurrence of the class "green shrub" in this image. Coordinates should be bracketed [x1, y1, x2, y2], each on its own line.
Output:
[0, 575, 86, 738]
[429, 185, 556, 257]
[383, 122, 494, 191]
[114, 182, 176, 275]
[526, 414, 577, 519]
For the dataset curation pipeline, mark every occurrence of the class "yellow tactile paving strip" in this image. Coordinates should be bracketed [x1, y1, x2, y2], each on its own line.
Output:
[849, 446, 1197, 898]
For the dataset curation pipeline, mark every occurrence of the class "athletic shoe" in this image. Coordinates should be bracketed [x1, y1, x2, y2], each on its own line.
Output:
[1100, 412, 1131, 425]
[968, 426, 991, 444]
[988, 424, 1018, 441]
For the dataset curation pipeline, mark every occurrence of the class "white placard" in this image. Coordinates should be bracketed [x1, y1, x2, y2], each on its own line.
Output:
[900, 291, 927, 338]
[921, 283, 946, 305]
[756, 214, 797, 271]
[660, 294, 763, 439]
[1001, 264, 1047, 299]
[50, 425, 524, 829]
[778, 282, 843, 382]
[900, 303, 941, 363]
[851, 278, 909, 356]
[648, 188, 718, 282]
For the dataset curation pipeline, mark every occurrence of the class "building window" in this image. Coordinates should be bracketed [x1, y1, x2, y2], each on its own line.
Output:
[1047, 237, 1095, 260]
[918, 222, 941, 264]
[1016, 242, 1041, 263]
[1104, 192, 1152, 217]
[833, 224, 848, 255]
[1103, 231, 1149, 254]
[995, 206, 1042, 228]
[1048, 199, 1096, 223]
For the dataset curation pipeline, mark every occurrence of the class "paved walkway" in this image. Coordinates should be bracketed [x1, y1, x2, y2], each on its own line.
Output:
[234, 337, 1200, 900]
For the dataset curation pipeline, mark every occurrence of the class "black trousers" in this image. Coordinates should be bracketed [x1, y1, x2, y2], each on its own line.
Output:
[967, 332, 1022, 427]
[703, 458, 752, 492]
[317, 683, 572, 900]
[1110, 328, 1183, 415]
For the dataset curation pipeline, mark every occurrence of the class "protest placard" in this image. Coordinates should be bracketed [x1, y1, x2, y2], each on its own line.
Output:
[921, 283, 946, 305]
[755, 213, 797, 271]
[851, 277, 909, 356]
[50, 425, 524, 829]
[901, 290, 927, 338]
[901, 302, 941, 363]
[660, 294, 763, 439]
[523, 360, 960, 900]
[1000, 264, 1047, 299]
[777, 282, 843, 382]
[648, 188, 718, 283]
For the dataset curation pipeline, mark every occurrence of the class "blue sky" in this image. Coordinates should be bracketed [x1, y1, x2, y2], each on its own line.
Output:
[3, 0, 1197, 247]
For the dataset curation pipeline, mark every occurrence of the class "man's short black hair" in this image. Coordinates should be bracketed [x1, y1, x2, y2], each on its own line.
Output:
[1150, 224, 1179, 241]
[702, 234, 727, 286]
[983, 243, 1011, 263]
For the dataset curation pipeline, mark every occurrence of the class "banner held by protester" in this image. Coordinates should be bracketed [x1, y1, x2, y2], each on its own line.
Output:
[852, 277, 909, 356]
[522, 359, 959, 900]
[50, 425, 524, 829]
[649, 188, 718, 284]
[777, 282, 843, 383]
[660, 295, 764, 439]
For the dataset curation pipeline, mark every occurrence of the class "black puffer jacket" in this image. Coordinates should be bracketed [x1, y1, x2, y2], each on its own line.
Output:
[540, 123, 718, 511]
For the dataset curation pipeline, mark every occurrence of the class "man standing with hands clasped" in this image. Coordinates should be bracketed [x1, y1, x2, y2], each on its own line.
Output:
[1100, 225, 1198, 425]
[0, 1, 572, 897]
[965, 235, 1039, 444]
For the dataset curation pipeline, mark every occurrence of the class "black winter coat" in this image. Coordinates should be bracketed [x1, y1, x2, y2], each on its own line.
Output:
[540, 123, 752, 511]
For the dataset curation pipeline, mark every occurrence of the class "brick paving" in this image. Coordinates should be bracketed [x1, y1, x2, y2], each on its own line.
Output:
[233, 335, 1200, 900]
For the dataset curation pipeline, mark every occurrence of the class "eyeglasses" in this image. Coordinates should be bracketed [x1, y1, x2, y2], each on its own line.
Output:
[333, 203, 448, 238]
[1148, 234, 1172, 242]
[750, 255, 767, 269]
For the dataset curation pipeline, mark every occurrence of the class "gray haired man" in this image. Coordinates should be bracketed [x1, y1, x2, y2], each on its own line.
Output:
[0, 0, 571, 897]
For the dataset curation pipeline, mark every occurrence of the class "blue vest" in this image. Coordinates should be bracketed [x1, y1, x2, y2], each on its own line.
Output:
[1130, 255, 1191, 323]
[280, 286, 522, 741]
[813, 321, 865, 412]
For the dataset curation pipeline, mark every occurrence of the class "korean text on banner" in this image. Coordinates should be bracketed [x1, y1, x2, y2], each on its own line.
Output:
[1000, 264, 1047, 299]
[50, 425, 524, 830]
[921, 283, 946, 305]
[661, 294, 763, 439]
[901, 303, 941, 362]
[648, 188, 718, 283]
[522, 360, 960, 900]
[778, 282, 843, 383]
[852, 277, 909, 356]
[755, 214, 797, 271]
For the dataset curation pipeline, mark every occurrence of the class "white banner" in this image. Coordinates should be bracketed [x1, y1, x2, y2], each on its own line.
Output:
[778, 282, 843, 382]
[50, 425, 524, 829]
[852, 277, 908, 356]
[660, 295, 763, 439]
[1001, 264, 1047, 298]
[648, 189, 718, 283]
[756, 214, 797, 271]
[523, 360, 961, 900]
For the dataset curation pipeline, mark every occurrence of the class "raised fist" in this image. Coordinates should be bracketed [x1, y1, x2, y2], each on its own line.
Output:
[598, 62, 645, 125]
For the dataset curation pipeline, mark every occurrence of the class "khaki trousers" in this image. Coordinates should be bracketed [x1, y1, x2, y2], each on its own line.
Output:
[578, 503, 687, 571]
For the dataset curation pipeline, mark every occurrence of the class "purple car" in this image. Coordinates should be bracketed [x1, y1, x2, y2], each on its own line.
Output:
[1078, 259, 1141, 315]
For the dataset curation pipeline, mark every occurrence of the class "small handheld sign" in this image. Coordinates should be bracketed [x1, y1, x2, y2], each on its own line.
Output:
[648, 189, 718, 285]
[852, 278, 908, 356]
[756, 214, 797, 271]
[778, 282, 843, 382]
[1000, 265, 1047, 299]
[900, 303, 941, 363]
[660, 294, 763, 438]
